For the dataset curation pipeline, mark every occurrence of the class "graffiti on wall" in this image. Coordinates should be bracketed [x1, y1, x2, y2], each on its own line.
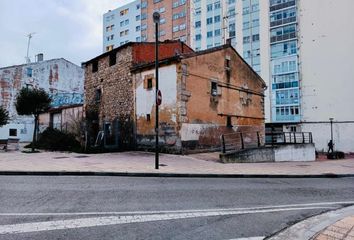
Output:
[50, 93, 83, 107]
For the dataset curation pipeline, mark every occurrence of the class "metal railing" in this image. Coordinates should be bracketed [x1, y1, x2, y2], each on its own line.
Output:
[220, 131, 264, 154]
[265, 132, 313, 146]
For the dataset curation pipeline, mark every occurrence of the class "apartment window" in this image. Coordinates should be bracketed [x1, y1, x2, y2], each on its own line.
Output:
[160, 18, 166, 24]
[173, 25, 179, 32]
[160, 7, 165, 13]
[141, 23, 147, 30]
[214, 1, 221, 9]
[141, 1, 147, 8]
[106, 45, 114, 52]
[92, 61, 98, 73]
[207, 31, 213, 38]
[206, 17, 213, 25]
[136, 15, 141, 21]
[136, 26, 141, 31]
[252, 34, 260, 42]
[228, 0, 236, 4]
[109, 52, 116, 66]
[195, 21, 201, 28]
[141, 13, 147, 20]
[136, 4, 140, 9]
[207, 4, 213, 12]
[136, 37, 141, 42]
[120, 9, 129, 16]
[215, 29, 221, 36]
[159, 30, 166, 36]
[179, 23, 186, 30]
[214, 15, 221, 23]
[195, 34, 201, 41]
[243, 36, 250, 43]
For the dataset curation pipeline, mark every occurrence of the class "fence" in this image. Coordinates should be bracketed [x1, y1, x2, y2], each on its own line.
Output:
[265, 132, 313, 146]
[220, 131, 264, 154]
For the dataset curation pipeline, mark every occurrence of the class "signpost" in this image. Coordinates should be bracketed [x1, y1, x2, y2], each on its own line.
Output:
[153, 12, 160, 170]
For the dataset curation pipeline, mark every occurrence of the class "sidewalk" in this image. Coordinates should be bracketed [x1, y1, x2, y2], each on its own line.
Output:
[268, 206, 354, 240]
[0, 150, 354, 177]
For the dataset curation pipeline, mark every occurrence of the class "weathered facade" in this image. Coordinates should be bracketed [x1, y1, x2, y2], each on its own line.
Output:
[82, 41, 193, 149]
[0, 58, 84, 141]
[132, 43, 266, 153]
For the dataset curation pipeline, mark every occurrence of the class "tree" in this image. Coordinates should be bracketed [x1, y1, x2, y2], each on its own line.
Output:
[0, 107, 9, 127]
[15, 88, 51, 152]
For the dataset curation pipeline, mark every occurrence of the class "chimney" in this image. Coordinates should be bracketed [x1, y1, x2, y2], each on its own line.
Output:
[36, 53, 44, 62]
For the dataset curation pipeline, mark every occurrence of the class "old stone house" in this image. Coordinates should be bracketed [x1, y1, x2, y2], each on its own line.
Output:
[82, 41, 194, 149]
[132, 42, 267, 153]
[83, 40, 266, 153]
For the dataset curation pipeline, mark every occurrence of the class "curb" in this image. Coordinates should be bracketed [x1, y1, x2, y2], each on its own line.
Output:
[266, 205, 354, 240]
[0, 171, 354, 178]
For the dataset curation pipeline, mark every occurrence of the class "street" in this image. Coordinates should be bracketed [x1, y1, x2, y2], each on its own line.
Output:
[0, 176, 353, 240]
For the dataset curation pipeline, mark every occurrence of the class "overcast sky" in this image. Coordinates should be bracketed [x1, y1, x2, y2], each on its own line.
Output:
[0, 0, 134, 68]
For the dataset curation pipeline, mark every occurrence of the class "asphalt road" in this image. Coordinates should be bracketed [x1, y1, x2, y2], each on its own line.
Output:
[0, 176, 354, 240]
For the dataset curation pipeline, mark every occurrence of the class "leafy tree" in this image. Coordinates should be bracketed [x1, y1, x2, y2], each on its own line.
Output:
[16, 88, 51, 152]
[0, 106, 9, 127]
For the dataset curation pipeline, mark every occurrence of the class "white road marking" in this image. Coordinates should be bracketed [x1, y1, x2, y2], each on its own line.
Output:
[0, 206, 335, 235]
[0, 200, 351, 216]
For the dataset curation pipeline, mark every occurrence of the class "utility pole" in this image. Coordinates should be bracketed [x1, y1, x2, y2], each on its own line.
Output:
[153, 12, 160, 170]
[25, 32, 36, 63]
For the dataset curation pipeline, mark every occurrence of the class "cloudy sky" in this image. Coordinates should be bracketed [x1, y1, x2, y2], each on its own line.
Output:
[0, 0, 134, 68]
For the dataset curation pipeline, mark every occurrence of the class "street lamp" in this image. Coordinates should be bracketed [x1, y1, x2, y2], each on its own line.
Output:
[153, 12, 160, 170]
[329, 117, 334, 144]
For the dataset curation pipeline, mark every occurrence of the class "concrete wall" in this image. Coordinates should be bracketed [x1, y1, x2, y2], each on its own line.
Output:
[220, 144, 316, 163]
[0, 58, 84, 141]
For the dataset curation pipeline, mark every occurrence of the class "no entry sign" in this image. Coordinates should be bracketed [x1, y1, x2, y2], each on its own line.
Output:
[156, 90, 162, 106]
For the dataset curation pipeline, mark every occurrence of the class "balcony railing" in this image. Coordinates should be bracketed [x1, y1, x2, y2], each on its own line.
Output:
[271, 32, 297, 43]
[270, 0, 296, 12]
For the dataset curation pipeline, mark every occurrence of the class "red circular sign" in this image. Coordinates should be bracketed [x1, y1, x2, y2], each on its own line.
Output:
[156, 90, 162, 106]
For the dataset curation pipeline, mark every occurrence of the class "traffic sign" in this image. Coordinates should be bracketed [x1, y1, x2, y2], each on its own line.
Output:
[156, 90, 162, 106]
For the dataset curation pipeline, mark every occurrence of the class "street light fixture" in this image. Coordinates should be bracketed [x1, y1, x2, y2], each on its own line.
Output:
[153, 12, 160, 170]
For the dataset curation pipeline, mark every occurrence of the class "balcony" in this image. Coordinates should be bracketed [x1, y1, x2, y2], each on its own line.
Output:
[270, 16, 297, 28]
[270, 0, 296, 12]
[270, 32, 297, 43]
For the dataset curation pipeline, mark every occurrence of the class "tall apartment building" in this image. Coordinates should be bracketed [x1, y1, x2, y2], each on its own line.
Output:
[103, 0, 190, 52]
[103, 0, 142, 52]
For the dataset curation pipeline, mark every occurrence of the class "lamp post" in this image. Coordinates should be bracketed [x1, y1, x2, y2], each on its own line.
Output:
[153, 12, 160, 170]
[329, 117, 334, 144]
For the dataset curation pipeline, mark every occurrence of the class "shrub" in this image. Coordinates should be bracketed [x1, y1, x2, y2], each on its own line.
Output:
[34, 128, 81, 152]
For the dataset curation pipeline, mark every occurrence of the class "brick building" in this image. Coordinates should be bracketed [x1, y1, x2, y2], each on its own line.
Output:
[83, 40, 266, 152]
[82, 41, 193, 149]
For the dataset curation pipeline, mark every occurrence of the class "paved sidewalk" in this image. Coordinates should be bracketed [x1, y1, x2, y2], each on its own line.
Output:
[313, 216, 354, 240]
[0, 150, 354, 176]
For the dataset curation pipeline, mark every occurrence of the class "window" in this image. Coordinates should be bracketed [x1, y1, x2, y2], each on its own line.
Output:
[147, 78, 153, 89]
[226, 117, 232, 128]
[160, 18, 166, 24]
[215, 29, 221, 36]
[207, 4, 213, 11]
[159, 7, 165, 13]
[95, 89, 101, 103]
[195, 34, 201, 41]
[136, 4, 140, 9]
[211, 81, 217, 96]
[9, 129, 17, 137]
[214, 15, 221, 23]
[26, 68, 32, 77]
[207, 17, 213, 25]
[214, 2, 221, 9]
[109, 53, 116, 66]
[120, 9, 129, 16]
[92, 61, 98, 73]
[136, 37, 141, 42]
[146, 114, 151, 121]
[141, 13, 147, 20]
[179, 23, 186, 30]
[207, 31, 213, 38]
[136, 15, 141, 21]
[141, 1, 147, 8]
[173, 25, 179, 32]
[195, 21, 201, 28]
[136, 26, 141, 31]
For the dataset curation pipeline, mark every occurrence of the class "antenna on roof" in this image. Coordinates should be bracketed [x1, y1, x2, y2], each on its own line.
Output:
[25, 32, 36, 63]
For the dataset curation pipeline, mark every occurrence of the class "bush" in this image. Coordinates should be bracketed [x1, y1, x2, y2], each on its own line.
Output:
[31, 128, 81, 152]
